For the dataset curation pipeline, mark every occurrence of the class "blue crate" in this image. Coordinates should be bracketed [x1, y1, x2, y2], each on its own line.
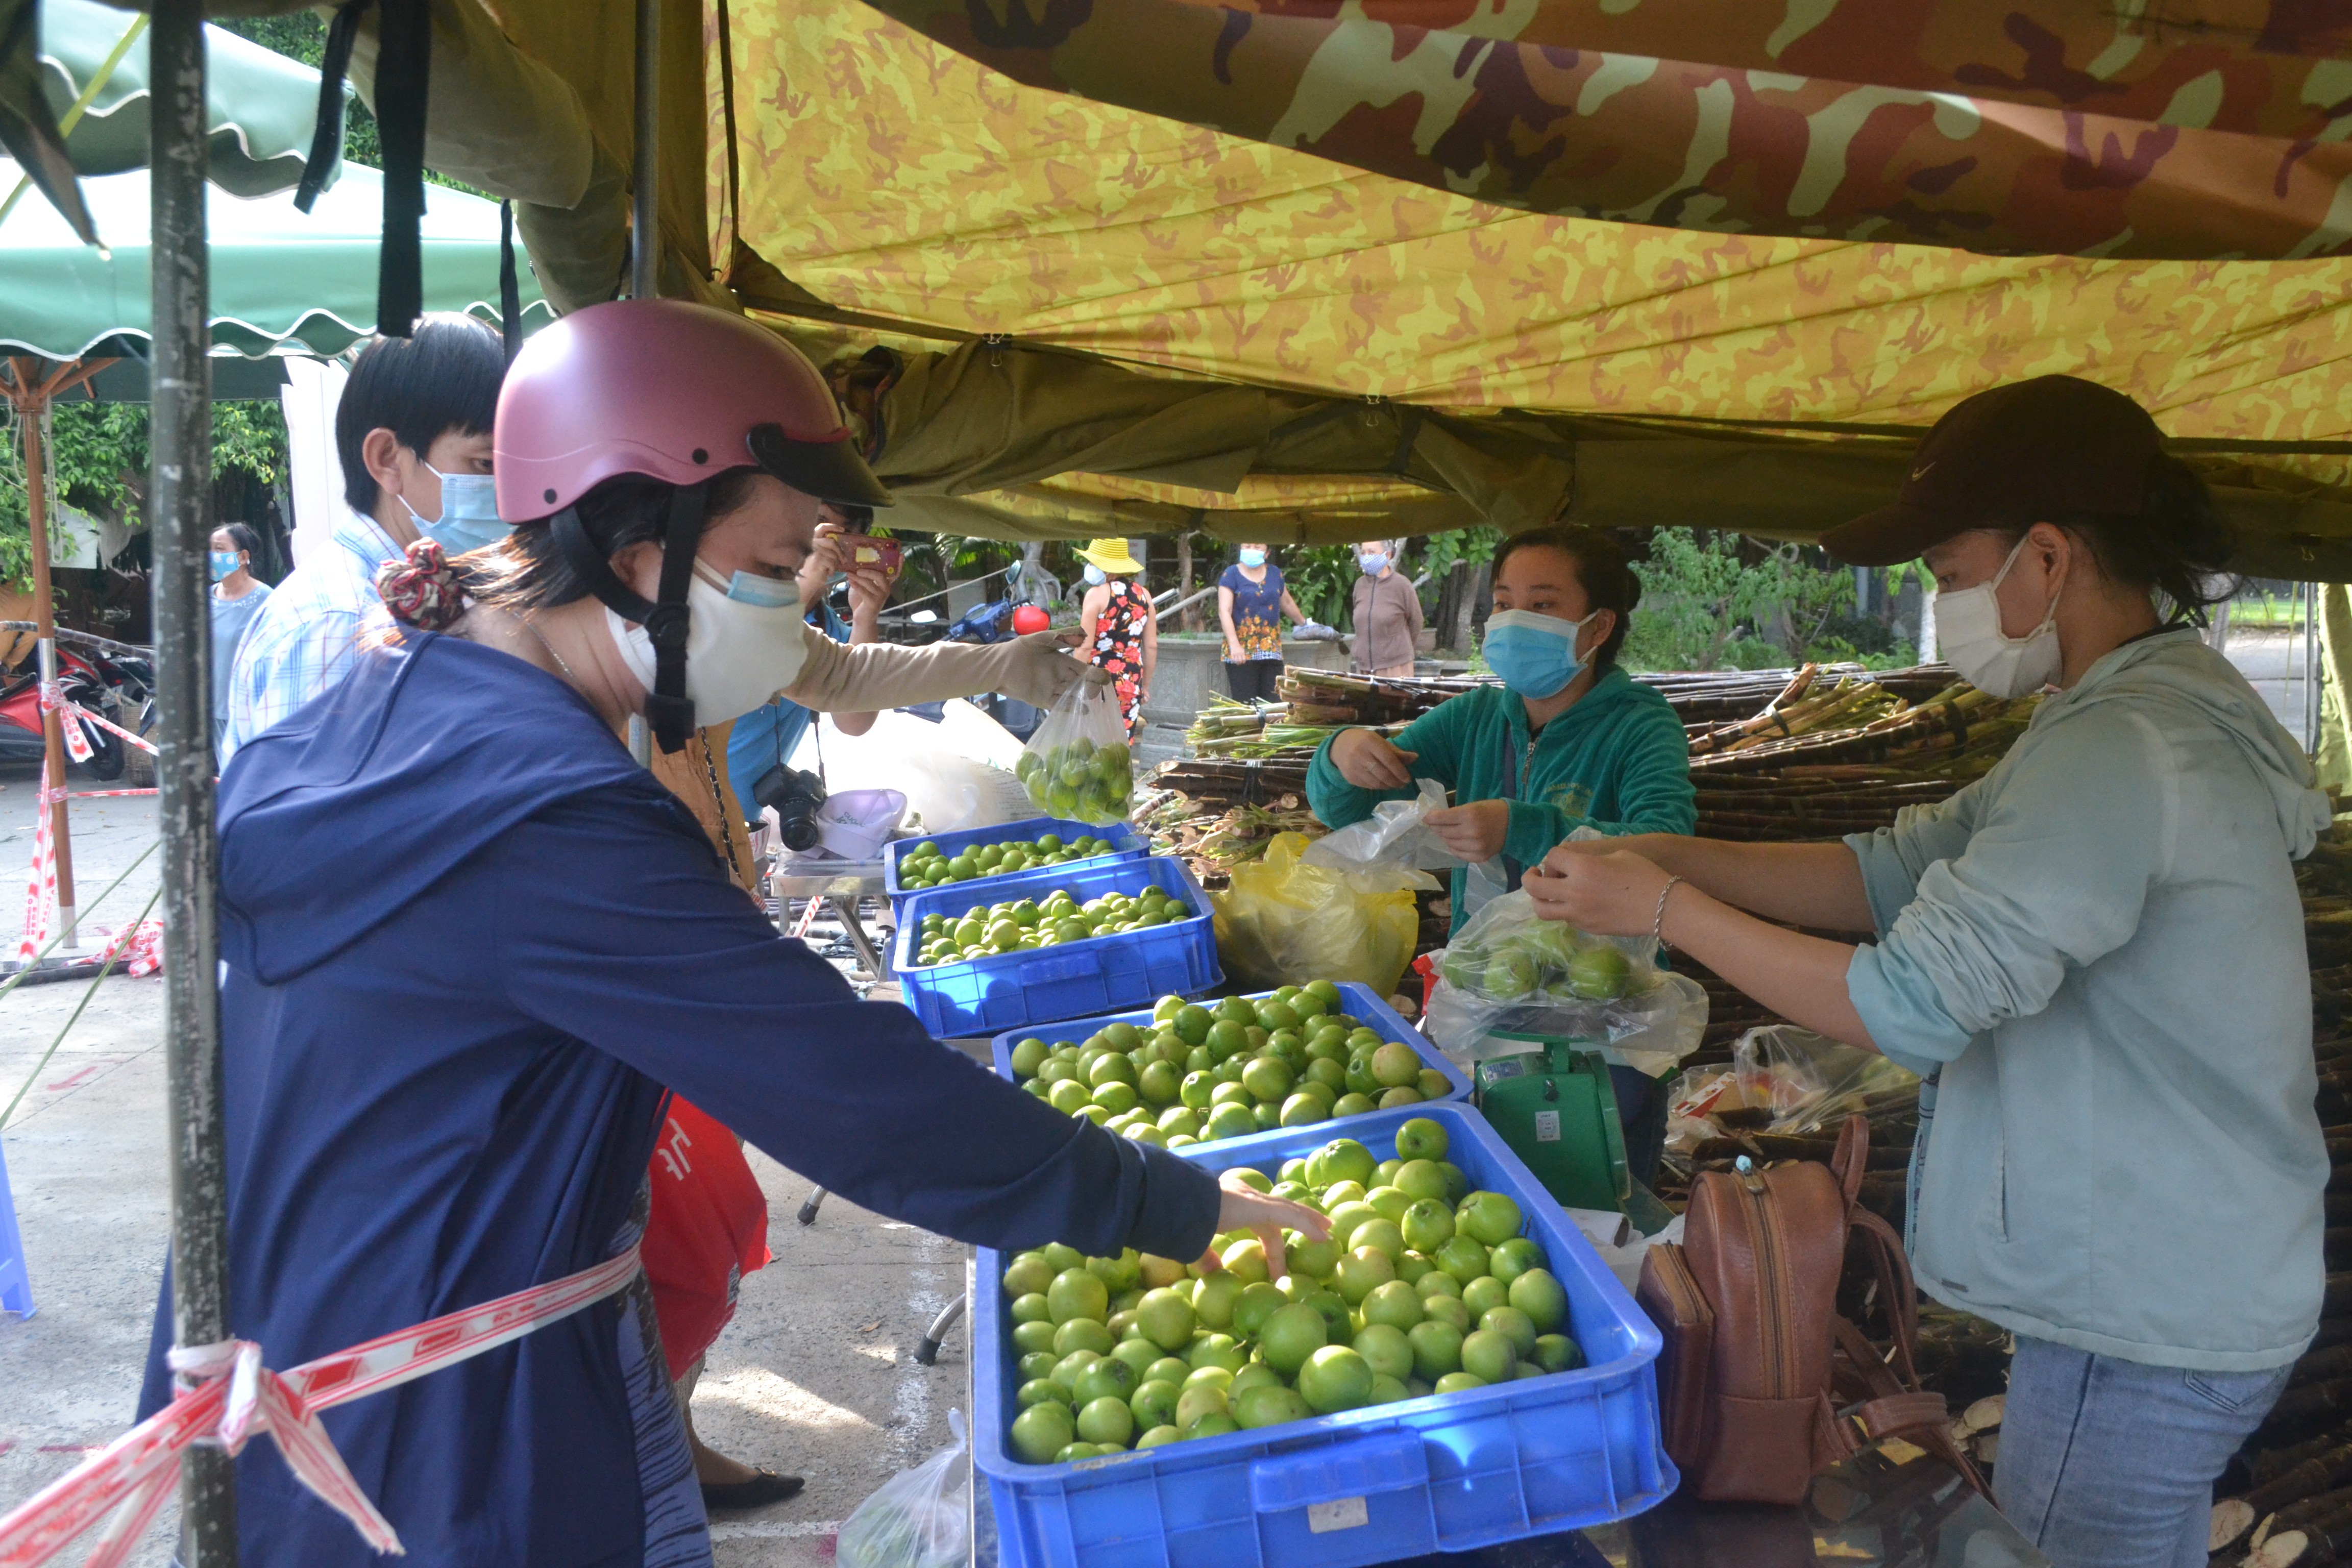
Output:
[972, 1102, 1674, 1568]
[986, 983, 1470, 1150]
[895, 856, 1221, 1037]
[884, 816, 1146, 912]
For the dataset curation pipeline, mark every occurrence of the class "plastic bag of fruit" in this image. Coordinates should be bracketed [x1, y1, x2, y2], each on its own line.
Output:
[1731, 1024, 1918, 1134]
[1212, 831, 1438, 997]
[836, 1410, 970, 1568]
[1014, 678, 1134, 825]
[1419, 887, 1706, 1075]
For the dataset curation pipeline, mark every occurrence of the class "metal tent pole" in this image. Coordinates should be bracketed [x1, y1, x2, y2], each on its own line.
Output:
[624, 0, 659, 769]
[151, 2, 236, 1561]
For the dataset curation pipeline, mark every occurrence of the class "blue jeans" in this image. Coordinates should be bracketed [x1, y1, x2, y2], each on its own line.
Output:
[1999, 1335, 2291, 1568]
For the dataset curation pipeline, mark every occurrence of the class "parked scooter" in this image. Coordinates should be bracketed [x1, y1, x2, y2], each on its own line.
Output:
[0, 646, 130, 780]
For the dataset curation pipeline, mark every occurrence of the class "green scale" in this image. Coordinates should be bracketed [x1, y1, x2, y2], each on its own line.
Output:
[1472, 1032, 1632, 1215]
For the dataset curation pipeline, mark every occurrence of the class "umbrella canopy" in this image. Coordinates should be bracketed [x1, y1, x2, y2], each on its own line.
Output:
[36, 0, 338, 197]
[0, 158, 552, 362]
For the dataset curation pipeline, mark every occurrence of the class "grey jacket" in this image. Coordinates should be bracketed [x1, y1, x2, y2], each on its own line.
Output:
[1845, 630, 2331, 1370]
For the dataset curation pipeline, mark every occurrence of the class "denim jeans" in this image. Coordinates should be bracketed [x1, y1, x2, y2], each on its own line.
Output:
[1998, 1335, 2291, 1568]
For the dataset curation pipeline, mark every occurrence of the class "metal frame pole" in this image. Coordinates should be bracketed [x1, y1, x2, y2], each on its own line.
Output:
[630, 0, 659, 302]
[151, 2, 236, 1561]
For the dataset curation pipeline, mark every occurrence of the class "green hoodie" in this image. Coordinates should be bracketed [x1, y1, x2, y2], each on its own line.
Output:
[1306, 667, 1696, 931]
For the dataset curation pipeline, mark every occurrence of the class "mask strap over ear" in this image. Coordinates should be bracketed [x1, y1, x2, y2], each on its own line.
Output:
[550, 484, 712, 754]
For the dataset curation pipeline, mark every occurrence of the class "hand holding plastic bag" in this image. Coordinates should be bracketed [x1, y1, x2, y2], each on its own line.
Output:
[1211, 831, 1437, 996]
[1300, 779, 1461, 874]
[1015, 678, 1133, 825]
[837, 1411, 970, 1568]
[1419, 886, 1706, 1074]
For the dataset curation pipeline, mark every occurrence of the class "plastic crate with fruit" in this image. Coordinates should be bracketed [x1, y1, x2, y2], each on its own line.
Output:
[884, 816, 1147, 912]
[987, 984, 1469, 1154]
[893, 856, 1221, 1037]
[971, 1103, 1674, 1568]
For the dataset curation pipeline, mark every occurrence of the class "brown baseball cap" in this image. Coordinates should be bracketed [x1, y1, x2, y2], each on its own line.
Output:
[1820, 375, 2165, 566]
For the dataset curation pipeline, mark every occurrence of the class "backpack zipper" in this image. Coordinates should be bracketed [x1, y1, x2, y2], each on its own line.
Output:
[1738, 1170, 1793, 1395]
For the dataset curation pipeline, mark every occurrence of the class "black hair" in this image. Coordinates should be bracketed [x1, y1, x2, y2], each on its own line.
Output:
[337, 314, 506, 515]
[452, 468, 766, 615]
[1489, 525, 1642, 666]
[214, 522, 262, 561]
[1990, 453, 2237, 626]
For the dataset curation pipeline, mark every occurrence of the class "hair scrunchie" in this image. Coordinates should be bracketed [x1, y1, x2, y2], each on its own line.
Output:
[376, 537, 467, 631]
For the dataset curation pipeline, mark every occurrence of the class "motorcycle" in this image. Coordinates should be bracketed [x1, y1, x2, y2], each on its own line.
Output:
[0, 644, 134, 781]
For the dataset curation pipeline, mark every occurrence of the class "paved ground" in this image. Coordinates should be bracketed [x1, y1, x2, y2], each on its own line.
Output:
[0, 761, 966, 1567]
[2222, 626, 2324, 745]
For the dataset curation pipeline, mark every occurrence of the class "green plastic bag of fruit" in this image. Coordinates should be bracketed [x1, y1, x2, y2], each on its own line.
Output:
[1211, 831, 1438, 997]
[1014, 677, 1133, 825]
[836, 1410, 969, 1568]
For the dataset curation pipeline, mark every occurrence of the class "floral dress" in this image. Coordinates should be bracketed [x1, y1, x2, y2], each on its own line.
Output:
[1090, 577, 1154, 734]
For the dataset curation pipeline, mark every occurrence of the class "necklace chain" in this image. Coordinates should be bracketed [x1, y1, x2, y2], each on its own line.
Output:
[521, 616, 578, 684]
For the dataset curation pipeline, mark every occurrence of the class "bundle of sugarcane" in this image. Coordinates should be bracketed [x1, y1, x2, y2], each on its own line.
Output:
[1693, 774, 1965, 842]
[1688, 674, 1912, 757]
[1277, 667, 1485, 726]
[1148, 756, 1312, 810]
[1184, 696, 1287, 751]
[1192, 721, 1409, 759]
[1691, 689, 2037, 775]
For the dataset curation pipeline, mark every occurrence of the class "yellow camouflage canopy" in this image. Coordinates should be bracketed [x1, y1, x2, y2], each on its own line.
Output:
[710, 0, 2352, 572]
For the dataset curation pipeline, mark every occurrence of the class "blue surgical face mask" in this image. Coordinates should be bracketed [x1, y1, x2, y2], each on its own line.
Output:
[1238, 548, 1266, 569]
[1481, 608, 1595, 700]
[714, 566, 801, 609]
[1360, 552, 1389, 575]
[403, 458, 508, 554]
[1083, 563, 1107, 586]
[210, 550, 240, 582]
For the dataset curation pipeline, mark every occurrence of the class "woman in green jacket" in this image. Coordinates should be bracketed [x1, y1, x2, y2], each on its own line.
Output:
[1306, 527, 1695, 1176]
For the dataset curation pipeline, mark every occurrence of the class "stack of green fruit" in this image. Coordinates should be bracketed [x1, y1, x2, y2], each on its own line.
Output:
[1438, 920, 1640, 1003]
[911, 883, 1191, 968]
[1014, 738, 1135, 825]
[1009, 984, 1451, 1147]
[998, 1120, 1584, 1463]
[894, 831, 1125, 891]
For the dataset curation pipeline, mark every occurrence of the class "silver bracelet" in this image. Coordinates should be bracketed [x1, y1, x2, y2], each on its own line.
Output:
[1651, 875, 1686, 948]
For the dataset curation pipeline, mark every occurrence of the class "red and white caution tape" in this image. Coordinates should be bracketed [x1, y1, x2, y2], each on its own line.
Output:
[60, 702, 155, 758]
[0, 1246, 643, 1568]
[14, 762, 57, 966]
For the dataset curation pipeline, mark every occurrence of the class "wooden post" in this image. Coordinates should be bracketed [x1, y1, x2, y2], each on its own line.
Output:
[8, 357, 83, 948]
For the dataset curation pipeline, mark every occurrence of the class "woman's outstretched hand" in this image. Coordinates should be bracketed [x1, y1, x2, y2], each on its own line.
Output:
[1200, 1170, 1329, 1280]
[1525, 845, 1676, 939]
[1330, 727, 1418, 791]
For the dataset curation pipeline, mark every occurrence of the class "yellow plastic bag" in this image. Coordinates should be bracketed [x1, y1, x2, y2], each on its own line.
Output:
[1210, 832, 1437, 998]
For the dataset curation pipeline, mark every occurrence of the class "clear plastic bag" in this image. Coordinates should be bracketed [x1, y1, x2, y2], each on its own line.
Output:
[836, 1410, 971, 1568]
[1300, 778, 1462, 874]
[1014, 678, 1133, 824]
[1730, 1024, 1919, 1133]
[1211, 830, 1438, 996]
[1418, 887, 1706, 1076]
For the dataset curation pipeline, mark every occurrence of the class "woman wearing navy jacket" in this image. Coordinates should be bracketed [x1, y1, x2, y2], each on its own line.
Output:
[138, 301, 1315, 1568]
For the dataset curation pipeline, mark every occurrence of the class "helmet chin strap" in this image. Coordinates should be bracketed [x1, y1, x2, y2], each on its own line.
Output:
[551, 481, 711, 754]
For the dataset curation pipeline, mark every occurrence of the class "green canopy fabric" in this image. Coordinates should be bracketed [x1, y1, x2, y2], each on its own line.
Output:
[36, 0, 339, 198]
[0, 157, 551, 361]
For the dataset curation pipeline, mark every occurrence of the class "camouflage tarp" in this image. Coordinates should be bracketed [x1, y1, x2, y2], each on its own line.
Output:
[860, 0, 2352, 260]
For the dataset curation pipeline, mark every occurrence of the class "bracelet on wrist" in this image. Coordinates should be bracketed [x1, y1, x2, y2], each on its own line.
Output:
[1651, 874, 1686, 949]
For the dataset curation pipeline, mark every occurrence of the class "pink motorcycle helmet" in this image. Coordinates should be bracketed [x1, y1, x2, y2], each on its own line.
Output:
[493, 298, 891, 522]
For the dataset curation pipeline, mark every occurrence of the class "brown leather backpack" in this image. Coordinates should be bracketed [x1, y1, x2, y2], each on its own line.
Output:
[1636, 1114, 1987, 1505]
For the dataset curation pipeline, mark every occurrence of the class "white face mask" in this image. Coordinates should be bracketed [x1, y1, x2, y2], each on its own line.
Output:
[1934, 534, 2064, 699]
[605, 561, 812, 727]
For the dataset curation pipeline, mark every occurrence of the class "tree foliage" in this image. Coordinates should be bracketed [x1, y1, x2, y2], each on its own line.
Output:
[0, 402, 290, 586]
[1621, 527, 1861, 672]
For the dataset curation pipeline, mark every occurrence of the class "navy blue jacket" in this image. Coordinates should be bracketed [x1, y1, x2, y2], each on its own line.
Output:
[139, 631, 1217, 1567]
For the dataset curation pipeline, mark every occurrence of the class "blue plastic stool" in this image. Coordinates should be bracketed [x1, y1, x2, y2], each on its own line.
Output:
[0, 1135, 34, 1319]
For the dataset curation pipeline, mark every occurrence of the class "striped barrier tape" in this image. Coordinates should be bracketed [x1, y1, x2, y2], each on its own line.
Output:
[0, 1246, 644, 1568]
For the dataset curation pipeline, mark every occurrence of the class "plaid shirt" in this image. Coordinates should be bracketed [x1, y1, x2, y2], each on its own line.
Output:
[221, 510, 405, 762]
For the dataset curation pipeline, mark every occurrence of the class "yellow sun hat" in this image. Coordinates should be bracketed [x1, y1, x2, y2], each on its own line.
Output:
[1076, 537, 1143, 574]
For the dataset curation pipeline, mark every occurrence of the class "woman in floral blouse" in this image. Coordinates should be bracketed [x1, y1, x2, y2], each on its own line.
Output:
[1076, 536, 1157, 736]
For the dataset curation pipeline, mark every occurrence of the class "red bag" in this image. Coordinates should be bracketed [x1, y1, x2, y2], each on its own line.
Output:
[642, 1096, 772, 1381]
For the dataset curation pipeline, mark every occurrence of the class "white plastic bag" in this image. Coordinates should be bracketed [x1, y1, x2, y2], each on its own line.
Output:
[836, 1411, 971, 1568]
[809, 704, 1030, 835]
[1419, 886, 1707, 1076]
[1301, 778, 1461, 874]
[1014, 679, 1133, 824]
